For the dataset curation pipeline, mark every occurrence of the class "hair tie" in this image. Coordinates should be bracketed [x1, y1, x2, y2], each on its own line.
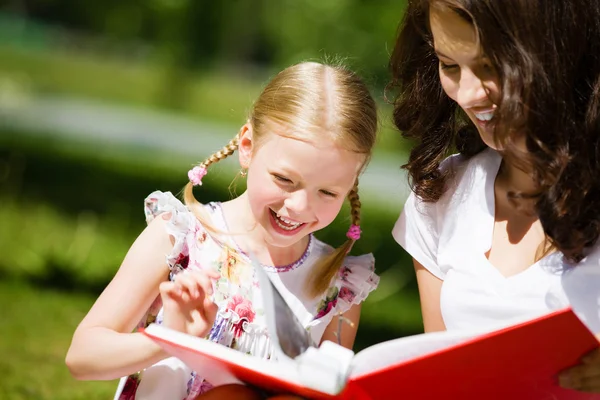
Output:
[346, 224, 361, 241]
[188, 166, 207, 186]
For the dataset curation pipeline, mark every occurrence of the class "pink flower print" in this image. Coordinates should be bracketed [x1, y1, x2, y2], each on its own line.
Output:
[314, 286, 339, 320]
[226, 294, 256, 338]
[315, 298, 338, 320]
[198, 230, 207, 244]
[226, 294, 256, 323]
[174, 252, 190, 270]
[339, 286, 356, 303]
[339, 266, 351, 282]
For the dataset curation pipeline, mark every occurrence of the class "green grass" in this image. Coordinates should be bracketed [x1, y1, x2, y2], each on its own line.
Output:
[0, 198, 128, 289]
[0, 280, 117, 400]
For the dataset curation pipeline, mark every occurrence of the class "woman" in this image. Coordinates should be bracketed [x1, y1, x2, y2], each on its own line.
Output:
[390, 0, 600, 393]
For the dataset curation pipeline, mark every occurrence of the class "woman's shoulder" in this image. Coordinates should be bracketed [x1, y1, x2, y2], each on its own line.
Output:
[440, 148, 500, 193]
[408, 148, 500, 212]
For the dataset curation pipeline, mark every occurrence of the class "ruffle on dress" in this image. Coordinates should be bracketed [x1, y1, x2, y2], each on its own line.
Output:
[311, 253, 379, 322]
[144, 191, 205, 277]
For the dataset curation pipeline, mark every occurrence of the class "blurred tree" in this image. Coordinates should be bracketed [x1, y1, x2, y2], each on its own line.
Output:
[2, 0, 408, 89]
[258, 0, 407, 85]
[149, 0, 223, 109]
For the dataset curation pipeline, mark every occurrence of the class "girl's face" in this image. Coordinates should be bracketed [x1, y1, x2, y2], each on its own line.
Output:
[239, 125, 365, 249]
[429, 4, 501, 149]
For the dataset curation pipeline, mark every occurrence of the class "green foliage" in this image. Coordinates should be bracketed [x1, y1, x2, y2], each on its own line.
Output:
[3, 2, 408, 84]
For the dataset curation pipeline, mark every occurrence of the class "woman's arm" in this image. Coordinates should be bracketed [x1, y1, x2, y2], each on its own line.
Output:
[414, 259, 446, 332]
[320, 304, 362, 349]
[65, 215, 173, 380]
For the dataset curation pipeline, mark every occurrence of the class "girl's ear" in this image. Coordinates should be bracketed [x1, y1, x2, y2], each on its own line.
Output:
[237, 123, 253, 169]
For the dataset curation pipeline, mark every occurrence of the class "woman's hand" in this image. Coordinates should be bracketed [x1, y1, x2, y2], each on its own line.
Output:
[559, 347, 600, 392]
[159, 268, 221, 337]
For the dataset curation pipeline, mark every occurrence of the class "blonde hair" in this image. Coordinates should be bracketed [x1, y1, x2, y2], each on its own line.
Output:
[184, 61, 378, 298]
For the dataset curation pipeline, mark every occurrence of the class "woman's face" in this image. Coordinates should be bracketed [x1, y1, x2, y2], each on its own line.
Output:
[429, 4, 502, 150]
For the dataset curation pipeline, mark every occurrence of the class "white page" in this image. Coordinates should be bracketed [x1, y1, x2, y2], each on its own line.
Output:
[348, 328, 485, 379]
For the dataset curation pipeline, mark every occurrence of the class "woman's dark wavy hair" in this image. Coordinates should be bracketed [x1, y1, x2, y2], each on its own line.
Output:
[389, 0, 600, 262]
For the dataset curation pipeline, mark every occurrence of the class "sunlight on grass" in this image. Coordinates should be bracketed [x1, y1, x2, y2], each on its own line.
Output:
[0, 199, 128, 285]
[0, 280, 117, 399]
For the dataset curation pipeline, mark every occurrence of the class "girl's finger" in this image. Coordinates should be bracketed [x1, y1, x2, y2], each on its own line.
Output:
[174, 273, 203, 299]
[205, 268, 221, 280]
[204, 296, 219, 324]
[188, 270, 214, 296]
[159, 281, 180, 298]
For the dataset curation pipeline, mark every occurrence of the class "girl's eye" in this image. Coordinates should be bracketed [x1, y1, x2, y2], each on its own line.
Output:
[274, 174, 292, 183]
[320, 190, 337, 198]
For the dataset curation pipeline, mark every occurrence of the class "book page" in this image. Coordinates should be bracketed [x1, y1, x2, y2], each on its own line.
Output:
[253, 257, 352, 394]
[253, 257, 317, 360]
[349, 329, 482, 378]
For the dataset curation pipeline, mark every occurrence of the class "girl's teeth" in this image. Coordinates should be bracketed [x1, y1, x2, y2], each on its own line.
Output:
[275, 212, 301, 230]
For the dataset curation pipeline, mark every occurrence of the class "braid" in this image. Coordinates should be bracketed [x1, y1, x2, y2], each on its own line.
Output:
[306, 180, 363, 298]
[183, 133, 240, 232]
[347, 182, 361, 226]
[199, 135, 240, 168]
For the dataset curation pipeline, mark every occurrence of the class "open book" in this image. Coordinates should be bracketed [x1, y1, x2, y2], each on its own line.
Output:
[142, 261, 600, 399]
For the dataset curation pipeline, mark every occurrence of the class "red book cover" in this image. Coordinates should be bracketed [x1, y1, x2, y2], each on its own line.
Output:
[143, 307, 599, 400]
[340, 308, 600, 400]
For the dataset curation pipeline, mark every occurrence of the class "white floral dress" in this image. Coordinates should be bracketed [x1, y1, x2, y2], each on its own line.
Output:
[114, 191, 379, 400]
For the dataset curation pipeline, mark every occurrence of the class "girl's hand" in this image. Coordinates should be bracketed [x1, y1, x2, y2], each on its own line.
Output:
[559, 348, 600, 392]
[159, 268, 221, 338]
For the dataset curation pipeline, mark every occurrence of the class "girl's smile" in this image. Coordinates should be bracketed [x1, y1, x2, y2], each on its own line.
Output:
[268, 209, 306, 235]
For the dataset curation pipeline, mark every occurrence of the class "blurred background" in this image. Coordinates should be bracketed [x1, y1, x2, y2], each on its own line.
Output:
[0, 1, 419, 398]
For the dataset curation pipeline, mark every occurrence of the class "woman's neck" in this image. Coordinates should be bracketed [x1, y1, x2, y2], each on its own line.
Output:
[495, 156, 538, 215]
[220, 193, 308, 267]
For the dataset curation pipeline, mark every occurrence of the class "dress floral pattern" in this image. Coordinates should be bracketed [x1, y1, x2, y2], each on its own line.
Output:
[114, 191, 379, 400]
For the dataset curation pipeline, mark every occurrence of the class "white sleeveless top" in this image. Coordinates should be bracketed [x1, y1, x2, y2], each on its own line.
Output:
[393, 148, 600, 334]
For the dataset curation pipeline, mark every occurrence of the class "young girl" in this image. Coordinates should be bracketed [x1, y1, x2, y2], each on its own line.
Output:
[389, 0, 600, 393]
[65, 61, 380, 399]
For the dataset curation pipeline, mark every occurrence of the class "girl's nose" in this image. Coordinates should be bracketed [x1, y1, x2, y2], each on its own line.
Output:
[284, 190, 310, 214]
